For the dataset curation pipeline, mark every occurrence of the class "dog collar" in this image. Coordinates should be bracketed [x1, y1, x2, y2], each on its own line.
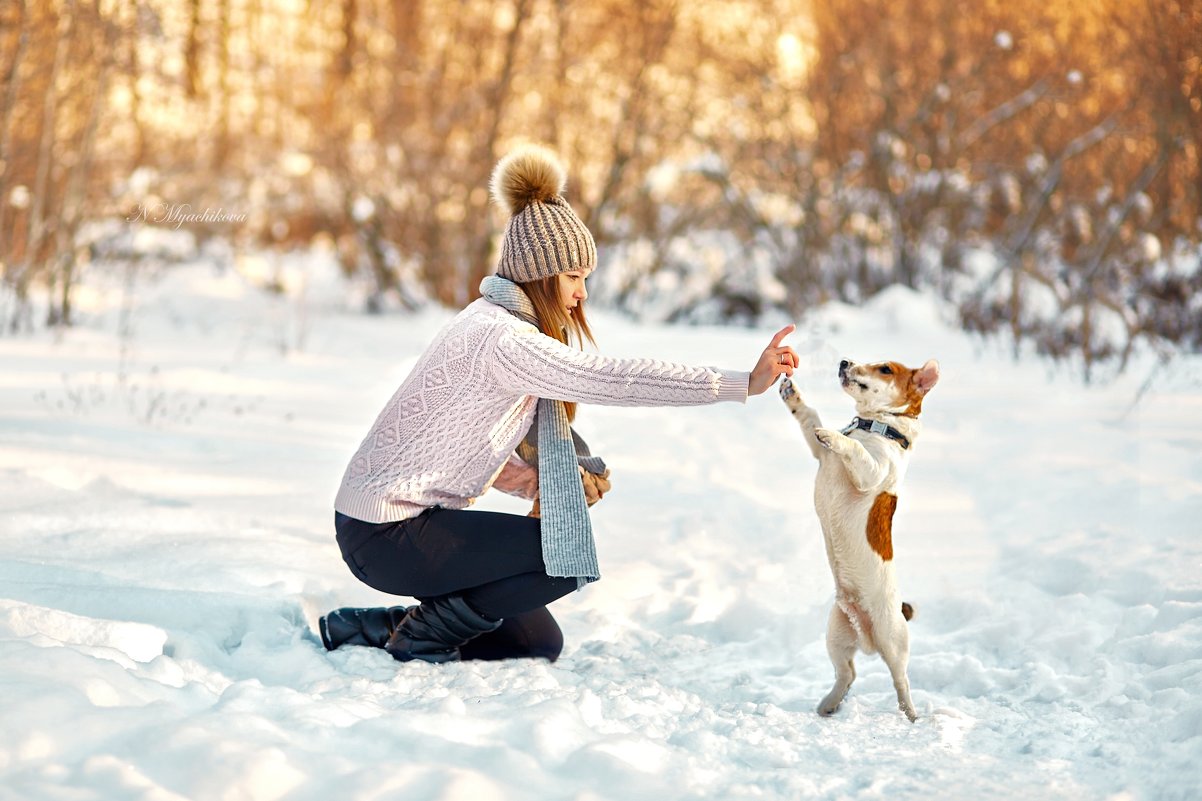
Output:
[841, 417, 911, 450]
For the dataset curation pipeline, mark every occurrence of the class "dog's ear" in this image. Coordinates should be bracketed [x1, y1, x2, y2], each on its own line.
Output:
[912, 359, 940, 395]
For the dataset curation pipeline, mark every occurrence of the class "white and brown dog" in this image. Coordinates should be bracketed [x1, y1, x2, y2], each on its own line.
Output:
[779, 357, 939, 722]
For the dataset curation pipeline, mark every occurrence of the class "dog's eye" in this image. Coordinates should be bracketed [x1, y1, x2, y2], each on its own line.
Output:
[879, 365, 893, 375]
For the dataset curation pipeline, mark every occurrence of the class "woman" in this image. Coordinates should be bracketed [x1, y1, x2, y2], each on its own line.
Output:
[320, 145, 798, 664]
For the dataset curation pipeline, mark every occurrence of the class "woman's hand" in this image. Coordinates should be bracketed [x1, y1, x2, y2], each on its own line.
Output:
[580, 467, 611, 506]
[748, 324, 799, 396]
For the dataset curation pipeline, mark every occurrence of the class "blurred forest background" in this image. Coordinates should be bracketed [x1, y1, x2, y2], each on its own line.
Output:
[0, 0, 1199, 378]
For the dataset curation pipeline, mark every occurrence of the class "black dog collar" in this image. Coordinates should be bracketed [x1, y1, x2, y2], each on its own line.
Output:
[840, 417, 911, 450]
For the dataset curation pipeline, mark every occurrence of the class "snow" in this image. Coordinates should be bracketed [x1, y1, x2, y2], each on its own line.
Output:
[1, 254, 1200, 801]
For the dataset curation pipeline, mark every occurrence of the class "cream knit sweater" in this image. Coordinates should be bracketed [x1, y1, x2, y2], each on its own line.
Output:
[334, 299, 750, 523]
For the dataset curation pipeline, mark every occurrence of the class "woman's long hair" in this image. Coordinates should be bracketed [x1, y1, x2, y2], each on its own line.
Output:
[522, 275, 596, 421]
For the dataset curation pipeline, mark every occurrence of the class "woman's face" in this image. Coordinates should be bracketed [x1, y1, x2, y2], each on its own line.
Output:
[557, 268, 592, 315]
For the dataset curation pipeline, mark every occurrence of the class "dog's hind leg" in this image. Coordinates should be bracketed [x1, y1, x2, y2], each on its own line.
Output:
[875, 613, 917, 722]
[817, 604, 858, 716]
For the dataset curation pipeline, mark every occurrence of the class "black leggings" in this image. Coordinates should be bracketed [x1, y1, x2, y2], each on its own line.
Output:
[334, 508, 578, 660]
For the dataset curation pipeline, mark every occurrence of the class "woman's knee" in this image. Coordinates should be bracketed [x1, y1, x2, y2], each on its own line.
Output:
[458, 607, 564, 662]
[518, 607, 564, 662]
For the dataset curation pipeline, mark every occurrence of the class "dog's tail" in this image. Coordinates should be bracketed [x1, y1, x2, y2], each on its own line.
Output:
[901, 601, 915, 621]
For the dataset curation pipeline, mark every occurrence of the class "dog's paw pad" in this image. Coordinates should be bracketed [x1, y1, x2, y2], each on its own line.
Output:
[779, 378, 800, 406]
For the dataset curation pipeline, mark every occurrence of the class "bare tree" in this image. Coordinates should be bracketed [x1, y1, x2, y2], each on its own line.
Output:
[0, 0, 29, 255]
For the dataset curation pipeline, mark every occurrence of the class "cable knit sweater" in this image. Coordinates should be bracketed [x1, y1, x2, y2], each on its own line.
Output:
[334, 298, 750, 523]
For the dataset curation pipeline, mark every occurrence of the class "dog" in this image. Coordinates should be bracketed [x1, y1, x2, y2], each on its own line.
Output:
[779, 357, 939, 722]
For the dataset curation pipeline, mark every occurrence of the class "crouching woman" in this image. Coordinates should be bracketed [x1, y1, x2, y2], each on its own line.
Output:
[319, 145, 798, 664]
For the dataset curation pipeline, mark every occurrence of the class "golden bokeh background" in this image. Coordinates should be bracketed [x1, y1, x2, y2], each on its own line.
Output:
[0, 0, 1198, 373]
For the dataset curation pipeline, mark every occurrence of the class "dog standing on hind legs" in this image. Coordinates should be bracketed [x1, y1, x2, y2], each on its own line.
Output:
[779, 357, 939, 722]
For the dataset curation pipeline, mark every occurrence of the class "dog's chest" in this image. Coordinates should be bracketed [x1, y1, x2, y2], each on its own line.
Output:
[813, 436, 907, 563]
[816, 435, 905, 501]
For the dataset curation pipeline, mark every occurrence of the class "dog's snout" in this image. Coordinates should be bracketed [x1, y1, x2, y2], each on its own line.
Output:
[839, 359, 851, 373]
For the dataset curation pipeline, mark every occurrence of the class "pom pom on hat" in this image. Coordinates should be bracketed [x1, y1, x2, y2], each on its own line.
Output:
[490, 144, 568, 215]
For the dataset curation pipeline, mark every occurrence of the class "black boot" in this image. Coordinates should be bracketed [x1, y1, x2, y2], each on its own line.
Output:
[385, 596, 501, 664]
[319, 606, 410, 651]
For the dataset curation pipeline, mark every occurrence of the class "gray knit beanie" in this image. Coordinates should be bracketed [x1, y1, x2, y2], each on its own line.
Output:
[490, 145, 597, 283]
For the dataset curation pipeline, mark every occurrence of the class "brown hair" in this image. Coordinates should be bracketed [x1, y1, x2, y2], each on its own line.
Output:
[521, 275, 596, 421]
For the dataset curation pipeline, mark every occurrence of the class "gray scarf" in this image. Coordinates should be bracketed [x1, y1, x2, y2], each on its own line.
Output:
[479, 275, 605, 586]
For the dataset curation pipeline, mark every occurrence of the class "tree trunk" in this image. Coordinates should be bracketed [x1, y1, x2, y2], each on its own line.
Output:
[338, 0, 357, 80]
[51, 0, 112, 327]
[0, 0, 29, 256]
[467, 0, 532, 299]
[214, 0, 230, 169]
[185, 0, 201, 98]
[127, 0, 147, 164]
[20, 0, 75, 324]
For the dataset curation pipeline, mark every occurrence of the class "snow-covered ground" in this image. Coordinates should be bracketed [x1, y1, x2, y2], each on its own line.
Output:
[1, 251, 1199, 801]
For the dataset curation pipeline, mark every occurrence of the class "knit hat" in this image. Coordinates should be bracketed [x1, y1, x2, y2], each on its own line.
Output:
[490, 144, 597, 283]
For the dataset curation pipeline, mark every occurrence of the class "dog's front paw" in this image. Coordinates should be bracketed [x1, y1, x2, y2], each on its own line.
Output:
[813, 427, 839, 451]
[779, 377, 802, 409]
